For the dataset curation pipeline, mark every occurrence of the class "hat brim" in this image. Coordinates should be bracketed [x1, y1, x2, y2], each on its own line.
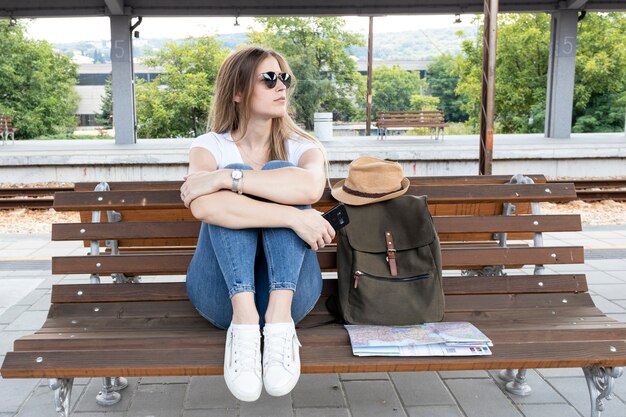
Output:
[331, 177, 410, 206]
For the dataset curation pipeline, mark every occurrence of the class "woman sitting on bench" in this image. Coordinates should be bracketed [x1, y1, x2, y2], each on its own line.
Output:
[180, 46, 335, 402]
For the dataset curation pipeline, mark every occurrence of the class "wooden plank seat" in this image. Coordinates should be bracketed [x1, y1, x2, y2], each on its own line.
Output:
[376, 110, 449, 140]
[3, 174, 625, 417]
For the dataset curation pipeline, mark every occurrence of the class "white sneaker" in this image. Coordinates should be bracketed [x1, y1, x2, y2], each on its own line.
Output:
[262, 321, 302, 396]
[224, 323, 262, 402]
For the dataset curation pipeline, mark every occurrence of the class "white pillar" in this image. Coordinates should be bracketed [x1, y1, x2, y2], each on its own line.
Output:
[110, 15, 136, 144]
[545, 10, 578, 139]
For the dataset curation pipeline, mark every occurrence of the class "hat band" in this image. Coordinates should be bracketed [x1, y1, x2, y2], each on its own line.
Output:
[342, 184, 403, 199]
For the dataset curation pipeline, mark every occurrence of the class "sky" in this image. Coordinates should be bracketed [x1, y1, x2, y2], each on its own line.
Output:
[25, 14, 476, 43]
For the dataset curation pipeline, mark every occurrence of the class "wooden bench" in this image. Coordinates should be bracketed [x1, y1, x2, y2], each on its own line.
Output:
[0, 115, 18, 145]
[376, 111, 449, 140]
[3, 174, 626, 417]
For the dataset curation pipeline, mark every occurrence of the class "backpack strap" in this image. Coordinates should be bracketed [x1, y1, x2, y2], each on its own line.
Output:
[385, 231, 398, 276]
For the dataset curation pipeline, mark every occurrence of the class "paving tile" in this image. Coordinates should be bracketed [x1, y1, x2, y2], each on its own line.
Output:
[292, 374, 345, 408]
[586, 259, 626, 271]
[548, 377, 626, 417]
[607, 270, 626, 281]
[406, 405, 464, 417]
[4, 310, 48, 331]
[0, 330, 31, 356]
[342, 380, 406, 417]
[15, 288, 49, 307]
[0, 279, 44, 310]
[238, 390, 293, 417]
[183, 410, 238, 417]
[607, 313, 626, 322]
[29, 291, 51, 311]
[585, 271, 625, 285]
[126, 382, 186, 417]
[0, 304, 29, 325]
[0, 378, 40, 413]
[536, 368, 583, 378]
[445, 379, 522, 417]
[590, 284, 626, 301]
[339, 372, 389, 380]
[488, 369, 566, 404]
[141, 376, 190, 384]
[517, 403, 580, 417]
[294, 408, 350, 417]
[590, 295, 625, 314]
[390, 372, 455, 406]
[68, 413, 126, 417]
[185, 376, 238, 409]
[438, 370, 489, 379]
[12, 383, 86, 417]
[75, 377, 139, 413]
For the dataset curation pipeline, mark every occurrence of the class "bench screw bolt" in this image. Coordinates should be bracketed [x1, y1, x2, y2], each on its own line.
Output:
[97, 196, 103, 201]
[94, 307, 100, 312]
[77, 291, 83, 296]
[610, 346, 617, 352]
[36, 357, 43, 363]
[538, 282, 544, 287]
[533, 221, 539, 226]
[562, 299, 568, 303]
[80, 228, 86, 234]
[545, 188, 552, 193]
[96, 263, 101, 268]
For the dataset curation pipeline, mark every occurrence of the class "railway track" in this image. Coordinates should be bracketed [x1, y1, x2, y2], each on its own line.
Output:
[0, 180, 624, 210]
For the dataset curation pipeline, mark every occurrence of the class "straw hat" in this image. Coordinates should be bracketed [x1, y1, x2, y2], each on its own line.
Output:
[331, 156, 410, 205]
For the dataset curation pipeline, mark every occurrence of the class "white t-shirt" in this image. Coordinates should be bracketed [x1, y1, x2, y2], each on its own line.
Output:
[190, 131, 320, 169]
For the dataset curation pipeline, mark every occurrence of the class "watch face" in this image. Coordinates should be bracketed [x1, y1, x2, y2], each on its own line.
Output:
[232, 170, 243, 180]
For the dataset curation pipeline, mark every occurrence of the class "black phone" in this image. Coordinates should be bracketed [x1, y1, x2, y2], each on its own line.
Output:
[322, 203, 350, 231]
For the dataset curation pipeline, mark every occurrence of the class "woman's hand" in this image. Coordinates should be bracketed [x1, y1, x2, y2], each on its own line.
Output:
[180, 170, 227, 207]
[291, 209, 336, 251]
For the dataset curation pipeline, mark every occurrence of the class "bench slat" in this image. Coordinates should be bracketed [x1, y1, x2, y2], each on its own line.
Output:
[50, 275, 587, 304]
[73, 175, 547, 191]
[15, 323, 626, 353]
[51, 215, 581, 241]
[53, 183, 576, 211]
[4, 339, 626, 378]
[51, 246, 584, 275]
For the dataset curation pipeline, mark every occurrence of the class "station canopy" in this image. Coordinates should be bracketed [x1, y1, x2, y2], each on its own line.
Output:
[1, 0, 625, 18]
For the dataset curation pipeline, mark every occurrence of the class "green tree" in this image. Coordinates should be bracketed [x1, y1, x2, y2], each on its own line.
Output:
[248, 17, 365, 129]
[455, 13, 625, 133]
[372, 65, 427, 114]
[135, 36, 229, 138]
[426, 53, 468, 122]
[0, 20, 79, 139]
[95, 77, 113, 128]
[409, 95, 440, 111]
[572, 13, 626, 132]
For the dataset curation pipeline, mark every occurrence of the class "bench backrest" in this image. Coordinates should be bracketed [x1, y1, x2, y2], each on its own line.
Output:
[376, 111, 446, 125]
[0, 115, 13, 130]
[51, 175, 581, 279]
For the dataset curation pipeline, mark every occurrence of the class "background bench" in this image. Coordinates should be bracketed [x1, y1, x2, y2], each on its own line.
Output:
[376, 110, 449, 140]
[2, 174, 625, 417]
[0, 115, 18, 145]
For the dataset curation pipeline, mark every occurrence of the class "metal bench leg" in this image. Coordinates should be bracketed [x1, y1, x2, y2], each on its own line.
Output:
[498, 369, 532, 396]
[48, 378, 74, 417]
[96, 377, 122, 406]
[584, 367, 623, 417]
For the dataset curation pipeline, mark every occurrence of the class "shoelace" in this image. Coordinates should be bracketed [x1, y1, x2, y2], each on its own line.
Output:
[264, 330, 301, 370]
[231, 331, 261, 375]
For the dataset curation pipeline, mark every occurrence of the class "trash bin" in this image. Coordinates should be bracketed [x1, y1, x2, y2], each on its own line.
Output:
[314, 112, 333, 141]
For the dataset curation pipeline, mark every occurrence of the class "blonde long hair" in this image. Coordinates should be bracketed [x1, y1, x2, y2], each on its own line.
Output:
[209, 46, 322, 162]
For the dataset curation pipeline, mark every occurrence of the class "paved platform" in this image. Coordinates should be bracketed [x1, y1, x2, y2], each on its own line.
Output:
[1, 132, 625, 182]
[1, 225, 626, 417]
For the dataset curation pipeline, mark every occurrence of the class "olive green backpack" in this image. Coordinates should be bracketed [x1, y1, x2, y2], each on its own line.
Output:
[334, 195, 444, 325]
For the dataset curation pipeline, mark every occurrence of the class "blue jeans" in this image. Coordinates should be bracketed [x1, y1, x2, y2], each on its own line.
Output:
[186, 160, 323, 329]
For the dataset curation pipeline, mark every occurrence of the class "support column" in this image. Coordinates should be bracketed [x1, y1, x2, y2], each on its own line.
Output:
[110, 15, 136, 144]
[545, 10, 578, 139]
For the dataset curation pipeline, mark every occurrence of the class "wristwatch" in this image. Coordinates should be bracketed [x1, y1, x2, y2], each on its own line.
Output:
[231, 169, 243, 194]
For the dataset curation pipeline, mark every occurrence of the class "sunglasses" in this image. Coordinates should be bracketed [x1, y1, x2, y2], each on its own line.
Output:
[260, 72, 292, 89]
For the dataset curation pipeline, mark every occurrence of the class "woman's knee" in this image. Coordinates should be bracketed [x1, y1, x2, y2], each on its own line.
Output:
[262, 160, 295, 170]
